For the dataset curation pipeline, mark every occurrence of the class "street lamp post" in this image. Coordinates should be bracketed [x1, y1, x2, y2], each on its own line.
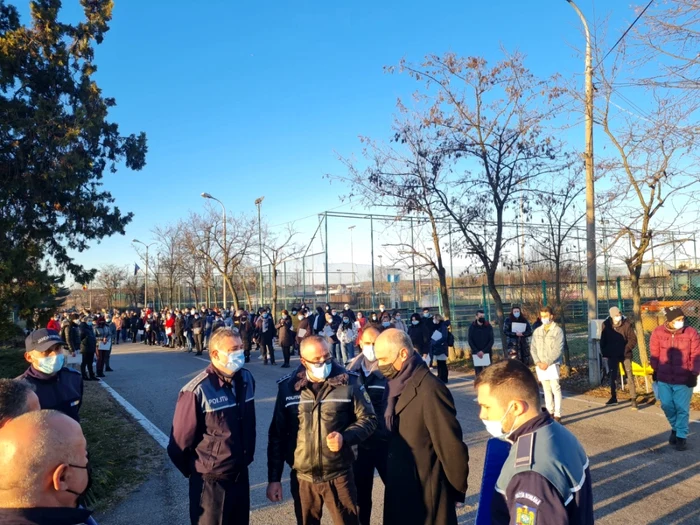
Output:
[567, 0, 599, 384]
[201, 193, 227, 309]
[348, 225, 356, 287]
[132, 239, 156, 308]
[255, 197, 265, 308]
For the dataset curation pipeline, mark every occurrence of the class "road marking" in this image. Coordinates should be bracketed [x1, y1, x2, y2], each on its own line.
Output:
[98, 380, 170, 449]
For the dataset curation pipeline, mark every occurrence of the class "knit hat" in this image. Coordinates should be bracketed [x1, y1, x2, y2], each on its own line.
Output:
[665, 306, 685, 323]
[609, 306, 621, 317]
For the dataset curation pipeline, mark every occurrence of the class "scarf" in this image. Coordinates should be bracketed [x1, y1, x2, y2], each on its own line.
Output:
[384, 353, 426, 431]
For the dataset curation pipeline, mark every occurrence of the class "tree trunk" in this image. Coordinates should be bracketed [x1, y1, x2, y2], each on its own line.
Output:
[487, 269, 507, 358]
[239, 274, 253, 312]
[629, 266, 650, 372]
[224, 276, 241, 312]
[436, 265, 455, 360]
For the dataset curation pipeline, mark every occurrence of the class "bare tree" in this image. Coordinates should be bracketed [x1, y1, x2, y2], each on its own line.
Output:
[96, 264, 126, 310]
[152, 223, 182, 307]
[260, 224, 304, 319]
[595, 43, 700, 370]
[187, 207, 256, 311]
[333, 116, 454, 329]
[388, 52, 571, 354]
[530, 171, 585, 366]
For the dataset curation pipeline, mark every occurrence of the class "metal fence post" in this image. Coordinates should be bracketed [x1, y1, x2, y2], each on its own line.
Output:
[411, 217, 417, 310]
[542, 280, 548, 307]
[616, 276, 623, 311]
[482, 284, 491, 320]
[449, 222, 455, 317]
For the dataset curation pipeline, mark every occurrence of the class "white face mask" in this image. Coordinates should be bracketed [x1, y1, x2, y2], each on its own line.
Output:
[219, 350, 245, 375]
[541, 317, 551, 325]
[482, 403, 517, 439]
[308, 362, 332, 381]
[673, 319, 684, 330]
[613, 316, 622, 324]
[362, 344, 376, 362]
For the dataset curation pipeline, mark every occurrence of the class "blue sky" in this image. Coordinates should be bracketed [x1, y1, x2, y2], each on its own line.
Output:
[16, 0, 649, 280]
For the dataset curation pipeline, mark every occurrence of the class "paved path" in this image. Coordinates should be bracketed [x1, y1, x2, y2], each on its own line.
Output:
[95, 342, 700, 525]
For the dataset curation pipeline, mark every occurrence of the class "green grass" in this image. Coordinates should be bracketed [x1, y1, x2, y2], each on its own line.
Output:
[0, 346, 162, 512]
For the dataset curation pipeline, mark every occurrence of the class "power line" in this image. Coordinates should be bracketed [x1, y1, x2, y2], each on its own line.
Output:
[594, 0, 655, 70]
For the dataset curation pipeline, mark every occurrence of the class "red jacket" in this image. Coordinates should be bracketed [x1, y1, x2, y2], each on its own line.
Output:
[47, 319, 61, 332]
[165, 317, 176, 332]
[650, 324, 700, 385]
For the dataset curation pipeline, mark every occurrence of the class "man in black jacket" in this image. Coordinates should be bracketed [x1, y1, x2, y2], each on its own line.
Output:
[267, 335, 377, 525]
[375, 329, 469, 525]
[468, 310, 494, 376]
[346, 326, 388, 525]
[600, 306, 638, 408]
[168, 329, 256, 525]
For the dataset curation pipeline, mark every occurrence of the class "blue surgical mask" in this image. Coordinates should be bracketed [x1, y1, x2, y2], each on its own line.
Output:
[309, 362, 332, 381]
[220, 350, 245, 375]
[411, 320, 419, 326]
[37, 353, 64, 375]
[262, 313, 269, 318]
[382, 321, 391, 328]
[343, 318, 350, 323]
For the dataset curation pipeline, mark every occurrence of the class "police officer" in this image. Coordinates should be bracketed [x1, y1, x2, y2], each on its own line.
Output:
[17, 329, 83, 422]
[267, 335, 377, 525]
[346, 326, 388, 525]
[475, 359, 594, 524]
[168, 328, 256, 525]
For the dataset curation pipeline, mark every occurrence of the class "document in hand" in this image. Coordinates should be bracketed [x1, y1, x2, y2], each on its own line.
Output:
[431, 330, 443, 342]
[297, 328, 307, 338]
[473, 353, 491, 367]
[511, 322, 527, 333]
[535, 364, 560, 381]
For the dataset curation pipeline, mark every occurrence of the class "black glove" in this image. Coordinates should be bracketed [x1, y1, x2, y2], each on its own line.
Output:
[652, 371, 657, 382]
[686, 375, 698, 389]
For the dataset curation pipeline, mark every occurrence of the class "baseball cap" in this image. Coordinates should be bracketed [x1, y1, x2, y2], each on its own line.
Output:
[25, 329, 65, 353]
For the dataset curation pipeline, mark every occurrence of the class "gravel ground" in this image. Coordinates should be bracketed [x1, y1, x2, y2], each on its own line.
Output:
[95, 342, 700, 525]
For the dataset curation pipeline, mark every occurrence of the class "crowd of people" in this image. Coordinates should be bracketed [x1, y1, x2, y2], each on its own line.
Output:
[0, 299, 698, 525]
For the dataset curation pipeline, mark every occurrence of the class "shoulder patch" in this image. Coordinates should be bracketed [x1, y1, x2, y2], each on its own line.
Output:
[277, 372, 294, 384]
[362, 388, 371, 404]
[182, 371, 209, 393]
[515, 504, 537, 525]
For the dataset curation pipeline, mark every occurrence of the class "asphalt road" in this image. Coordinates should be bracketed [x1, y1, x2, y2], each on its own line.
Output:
[95, 342, 700, 525]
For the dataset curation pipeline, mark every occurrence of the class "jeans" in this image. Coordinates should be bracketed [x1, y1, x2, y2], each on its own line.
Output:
[340, 342, 355, 364]
[542, 379, 562, 417]
[330, 342, 341, 362]
[657, 381, 693, 439]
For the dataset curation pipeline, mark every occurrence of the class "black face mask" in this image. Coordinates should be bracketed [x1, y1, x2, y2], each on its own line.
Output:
[67, 462, 92, 508]
[379, 354, 402, 380]
[477, 318, 485, 324]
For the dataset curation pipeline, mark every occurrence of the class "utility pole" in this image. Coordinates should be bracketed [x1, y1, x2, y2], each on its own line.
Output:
[348, 225, 356, 287]
[201, 193, 227, 309]
[255, 197, 265, 308]
[133, 239, 155, 309]
[567, 0, 599, 384]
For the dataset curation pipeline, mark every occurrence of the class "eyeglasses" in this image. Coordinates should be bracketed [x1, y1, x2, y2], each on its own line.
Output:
[303, 355, 332, 366]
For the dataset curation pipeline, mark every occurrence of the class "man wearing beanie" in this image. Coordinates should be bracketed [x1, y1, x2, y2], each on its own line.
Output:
[650, 306, 700, 451]
[600, 306, 638, 408]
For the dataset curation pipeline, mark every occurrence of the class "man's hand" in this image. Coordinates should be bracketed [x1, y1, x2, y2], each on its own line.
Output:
[516, 332, 523, 337]
[477, 351, 484, 359]
[326, 431, 343, 452]
[538, 362, 549, 371]
[266, 482, 283, 502]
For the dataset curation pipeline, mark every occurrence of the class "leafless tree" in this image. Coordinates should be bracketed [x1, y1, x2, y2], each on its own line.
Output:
[152, 223, 182, 307]
[260, 224, 304, 319]
[96, 264, 126, 310]
[387, 52, 572, 354]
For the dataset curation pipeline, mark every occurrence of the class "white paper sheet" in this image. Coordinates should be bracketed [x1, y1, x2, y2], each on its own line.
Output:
[511, 322, 527, 334]
[473, 353, 491, 367]
[535, 364, 560, 381]
[297, 328, 307, 338]
[98, 341, 112, 351]
[431, 330, 443, 342]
